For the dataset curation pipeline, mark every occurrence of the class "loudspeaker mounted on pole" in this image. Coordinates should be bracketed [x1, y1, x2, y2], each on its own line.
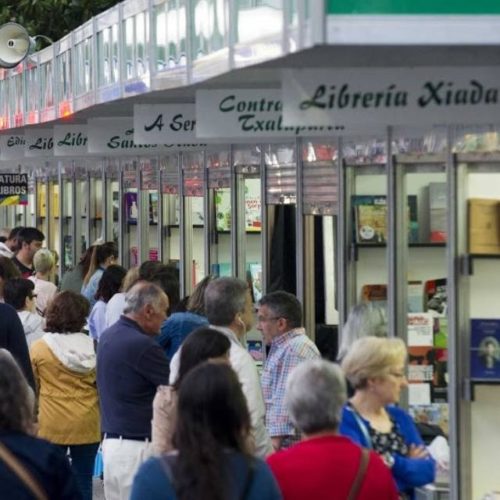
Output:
[0, 23, 38, 68]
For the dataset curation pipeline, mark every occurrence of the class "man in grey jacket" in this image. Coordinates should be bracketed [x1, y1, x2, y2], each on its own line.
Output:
[170, 277, 272, 457]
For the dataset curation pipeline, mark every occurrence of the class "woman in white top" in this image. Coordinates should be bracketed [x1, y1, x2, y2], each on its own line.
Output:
[29, 249, 57, 316]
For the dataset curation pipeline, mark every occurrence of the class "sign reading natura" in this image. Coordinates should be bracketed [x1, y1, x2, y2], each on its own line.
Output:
[281, 67, 500, 127]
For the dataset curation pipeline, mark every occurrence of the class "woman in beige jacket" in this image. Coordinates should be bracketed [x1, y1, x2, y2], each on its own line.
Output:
[152, 327, 230, 454]
[30, 291, 99, 500]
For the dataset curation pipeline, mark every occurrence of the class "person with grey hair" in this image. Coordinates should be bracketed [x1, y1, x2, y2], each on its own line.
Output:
[0, 349, 81, 499]
[97, 281, 170, 500]
[267, 359, 399, 500]
[28, 248, 57, 315]
[258, 291, 320, 451]
[337, 302, 388, 361]
[169, 277, 273, 458]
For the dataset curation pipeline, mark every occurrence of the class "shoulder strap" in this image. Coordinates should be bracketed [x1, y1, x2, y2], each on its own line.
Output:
[347, 448, 370, 500]
[0, 442, 48, 500]
[348, 405, 373, 449]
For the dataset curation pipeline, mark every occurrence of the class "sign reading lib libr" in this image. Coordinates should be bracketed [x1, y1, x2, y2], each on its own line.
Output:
[281, 67, 500, 127]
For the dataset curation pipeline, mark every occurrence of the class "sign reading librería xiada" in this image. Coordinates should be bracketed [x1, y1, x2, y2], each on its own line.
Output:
[196, 89, 348, 139]
[0, 173, 28, 206]
[281, 67, 500, 127]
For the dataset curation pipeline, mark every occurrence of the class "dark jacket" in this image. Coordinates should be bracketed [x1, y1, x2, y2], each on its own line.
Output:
[0, 431, 81, 499]
[0, 303, 35, 390]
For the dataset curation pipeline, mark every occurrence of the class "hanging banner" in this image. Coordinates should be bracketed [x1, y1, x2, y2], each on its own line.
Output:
[25, 129, 54, 158]
[133, 104, 197, 144]
[282, 67, 500, 128]
[88, 118, 206, 155]
[54, 125, 88, 156]
[195, 89, 348, 139]
[0, 135, 25, 161]
[0, 172, 28, 206]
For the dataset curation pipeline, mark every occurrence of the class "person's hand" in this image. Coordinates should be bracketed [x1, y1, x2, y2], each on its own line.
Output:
[408, 444, 429, 459]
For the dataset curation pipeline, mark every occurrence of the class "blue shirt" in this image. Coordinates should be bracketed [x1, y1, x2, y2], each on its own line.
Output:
[130, 451, 282, 500]
[97, 316, 170, 437]
[81, 268, 104, 308]
[88, 300, 107, 341]
[157, 311, 208, 362]
[340, 404, 435, 499]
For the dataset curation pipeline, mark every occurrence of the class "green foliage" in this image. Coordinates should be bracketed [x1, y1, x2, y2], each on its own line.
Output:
[0, 0, 119, 45]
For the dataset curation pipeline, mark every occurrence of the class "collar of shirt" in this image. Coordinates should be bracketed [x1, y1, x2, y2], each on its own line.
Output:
[270, 327, 307, 348]
[209, 325, 243, 347]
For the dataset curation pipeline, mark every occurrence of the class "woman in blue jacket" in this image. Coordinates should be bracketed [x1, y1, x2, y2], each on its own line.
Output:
[340, 337, 435, 499]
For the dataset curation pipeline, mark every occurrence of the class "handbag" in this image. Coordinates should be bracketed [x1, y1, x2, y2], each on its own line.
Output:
[0, 441, 48, 500]
[347, 448, 370, 500]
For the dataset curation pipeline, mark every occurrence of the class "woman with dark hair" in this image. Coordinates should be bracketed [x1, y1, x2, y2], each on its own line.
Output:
[60, 245, 94, 294]
[88, 264, 126, 341]
[0, 349, 81, 499]
[132, 362, 281, 500]
[152, 326, 231, 455]
[81, 242, 118, 308]
[157, 275, 213, 363]
[0, 255, 21, 301]
[30, 291, 100, 500]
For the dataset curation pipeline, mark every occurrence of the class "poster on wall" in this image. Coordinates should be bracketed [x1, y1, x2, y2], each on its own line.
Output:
[0, 173, 28, 206]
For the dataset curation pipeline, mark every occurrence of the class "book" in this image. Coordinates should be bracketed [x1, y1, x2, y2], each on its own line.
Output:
[408, 312, 434, 346]
[149, 193, 158, 224]
[247, 340, 264, 365]
[424, 278, 447, 348]
[468, 198, 500, 254]
[407, 281, 423, 313]
[361, 282, 423, 313]
[124, 192, 138, 224]
[248, 263, 263, 303]
[470, 319, 500, 379]
[408, 346, 448, 402]
[409, 403, 449, 435]
[352, 195, 418, 244]
[428, 182, 447, 243]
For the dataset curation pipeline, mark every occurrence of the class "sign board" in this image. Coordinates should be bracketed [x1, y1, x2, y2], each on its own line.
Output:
[54, 125, 88, 156]
[88, 118, 206, 155]
[196, 89, 345, 139]
[0, 135, 26, 161]
[282, 67, 500, 128]
[327, 0, 500, 14]
[25, 129, 54, 158]
[133, 104, 197, 144]
[0, 172, 28, 206]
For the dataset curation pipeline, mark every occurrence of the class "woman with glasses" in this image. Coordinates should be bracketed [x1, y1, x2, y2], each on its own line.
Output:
[340, 337, 435, 500]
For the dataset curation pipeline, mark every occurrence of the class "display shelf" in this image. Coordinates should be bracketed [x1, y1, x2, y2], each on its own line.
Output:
[462, 253, 500, 276]
[350, 242, 446, 261]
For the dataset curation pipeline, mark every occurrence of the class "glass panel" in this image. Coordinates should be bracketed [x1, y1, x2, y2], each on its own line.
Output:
[60, 163, 74, 273]
[154, 4, 167, 71]
[75, 38, 93, 95]
[263, 143, 296, 205]
[40, 61, 54, 109]
[344, 137, 388, 319]
[75, 164, 89, 255]
[191, 0, 227, 62]
[123, 160, 138, 268]
[160, 155, 180, 267]
[140, 159, 160, 261]
[125, 17, 135, 79]
[57, 50, 72, 102]
[136, 12, 147, 77]
[89, 167, 103, 245]
[207, 149, 231, 276]
[182, 151, 205, 290]
[112, 24, 120, 83]
[25, 66, 38, 123]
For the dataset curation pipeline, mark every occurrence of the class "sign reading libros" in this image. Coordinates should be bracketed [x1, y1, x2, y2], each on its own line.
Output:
[0, 173, 28, 206]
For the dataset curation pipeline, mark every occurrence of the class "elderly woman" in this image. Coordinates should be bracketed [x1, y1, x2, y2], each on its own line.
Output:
[30, 291, 100, 500]
[340, 337, 435, 499]
[0, 349, 80, 499]
[267, 359, 398, 499]
[132, 362, 281, 500]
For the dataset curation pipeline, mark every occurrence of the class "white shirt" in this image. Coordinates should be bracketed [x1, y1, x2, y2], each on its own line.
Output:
[170, 325, 273, 458]
[0, 241, 13, 258]
[104, 292, 126, 328]
[28, 277, 57, 315]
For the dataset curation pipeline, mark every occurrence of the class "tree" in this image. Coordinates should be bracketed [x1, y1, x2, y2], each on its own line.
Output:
[0, 0, 120, 45]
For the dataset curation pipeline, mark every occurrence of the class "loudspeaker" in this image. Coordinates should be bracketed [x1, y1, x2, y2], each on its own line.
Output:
[0, 23, 35, 69]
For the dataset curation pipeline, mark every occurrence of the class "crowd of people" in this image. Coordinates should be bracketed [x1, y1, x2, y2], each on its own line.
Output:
[0, 226, 437, 500]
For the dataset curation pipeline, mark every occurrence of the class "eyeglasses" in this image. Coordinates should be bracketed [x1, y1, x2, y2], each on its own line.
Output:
[257, 316, 281, 323]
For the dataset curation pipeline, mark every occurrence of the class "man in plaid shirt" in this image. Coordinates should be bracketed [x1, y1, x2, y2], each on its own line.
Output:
[258, 291, 320, 451]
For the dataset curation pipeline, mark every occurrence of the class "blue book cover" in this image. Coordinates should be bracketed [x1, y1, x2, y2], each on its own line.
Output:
[470, 319, 500, 379]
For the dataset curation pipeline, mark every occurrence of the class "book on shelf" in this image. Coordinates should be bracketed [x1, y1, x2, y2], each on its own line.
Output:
[360, 284, 387, 309]
[409, 403, 449, 435]
[408, 281, 424, 313]
[247, 339, 264, 365]
[360, 281, 423, 313]
[424, 278, 447, 349]
[124, 192, 138, 224]
[428, 182, 447, 243]
[468, 198, 500, 254]
[408, 346, 448, 402]
[352, 195, 418, 244]
[470, 319, 500, 379]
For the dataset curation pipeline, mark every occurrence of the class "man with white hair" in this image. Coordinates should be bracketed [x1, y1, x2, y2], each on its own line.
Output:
[97, 281, 170, 500]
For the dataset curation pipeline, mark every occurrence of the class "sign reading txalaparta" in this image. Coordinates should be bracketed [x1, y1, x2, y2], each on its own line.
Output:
[196, 89, 348, 139]
[281, 67, 500, 127]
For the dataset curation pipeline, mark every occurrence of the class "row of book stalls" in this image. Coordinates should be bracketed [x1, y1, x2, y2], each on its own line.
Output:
[1, 1, 500, 497]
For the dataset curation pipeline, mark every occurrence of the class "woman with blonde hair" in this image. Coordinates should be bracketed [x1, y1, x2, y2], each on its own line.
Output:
[340, 337, 435, 499]
[29, 248, 57, 315]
